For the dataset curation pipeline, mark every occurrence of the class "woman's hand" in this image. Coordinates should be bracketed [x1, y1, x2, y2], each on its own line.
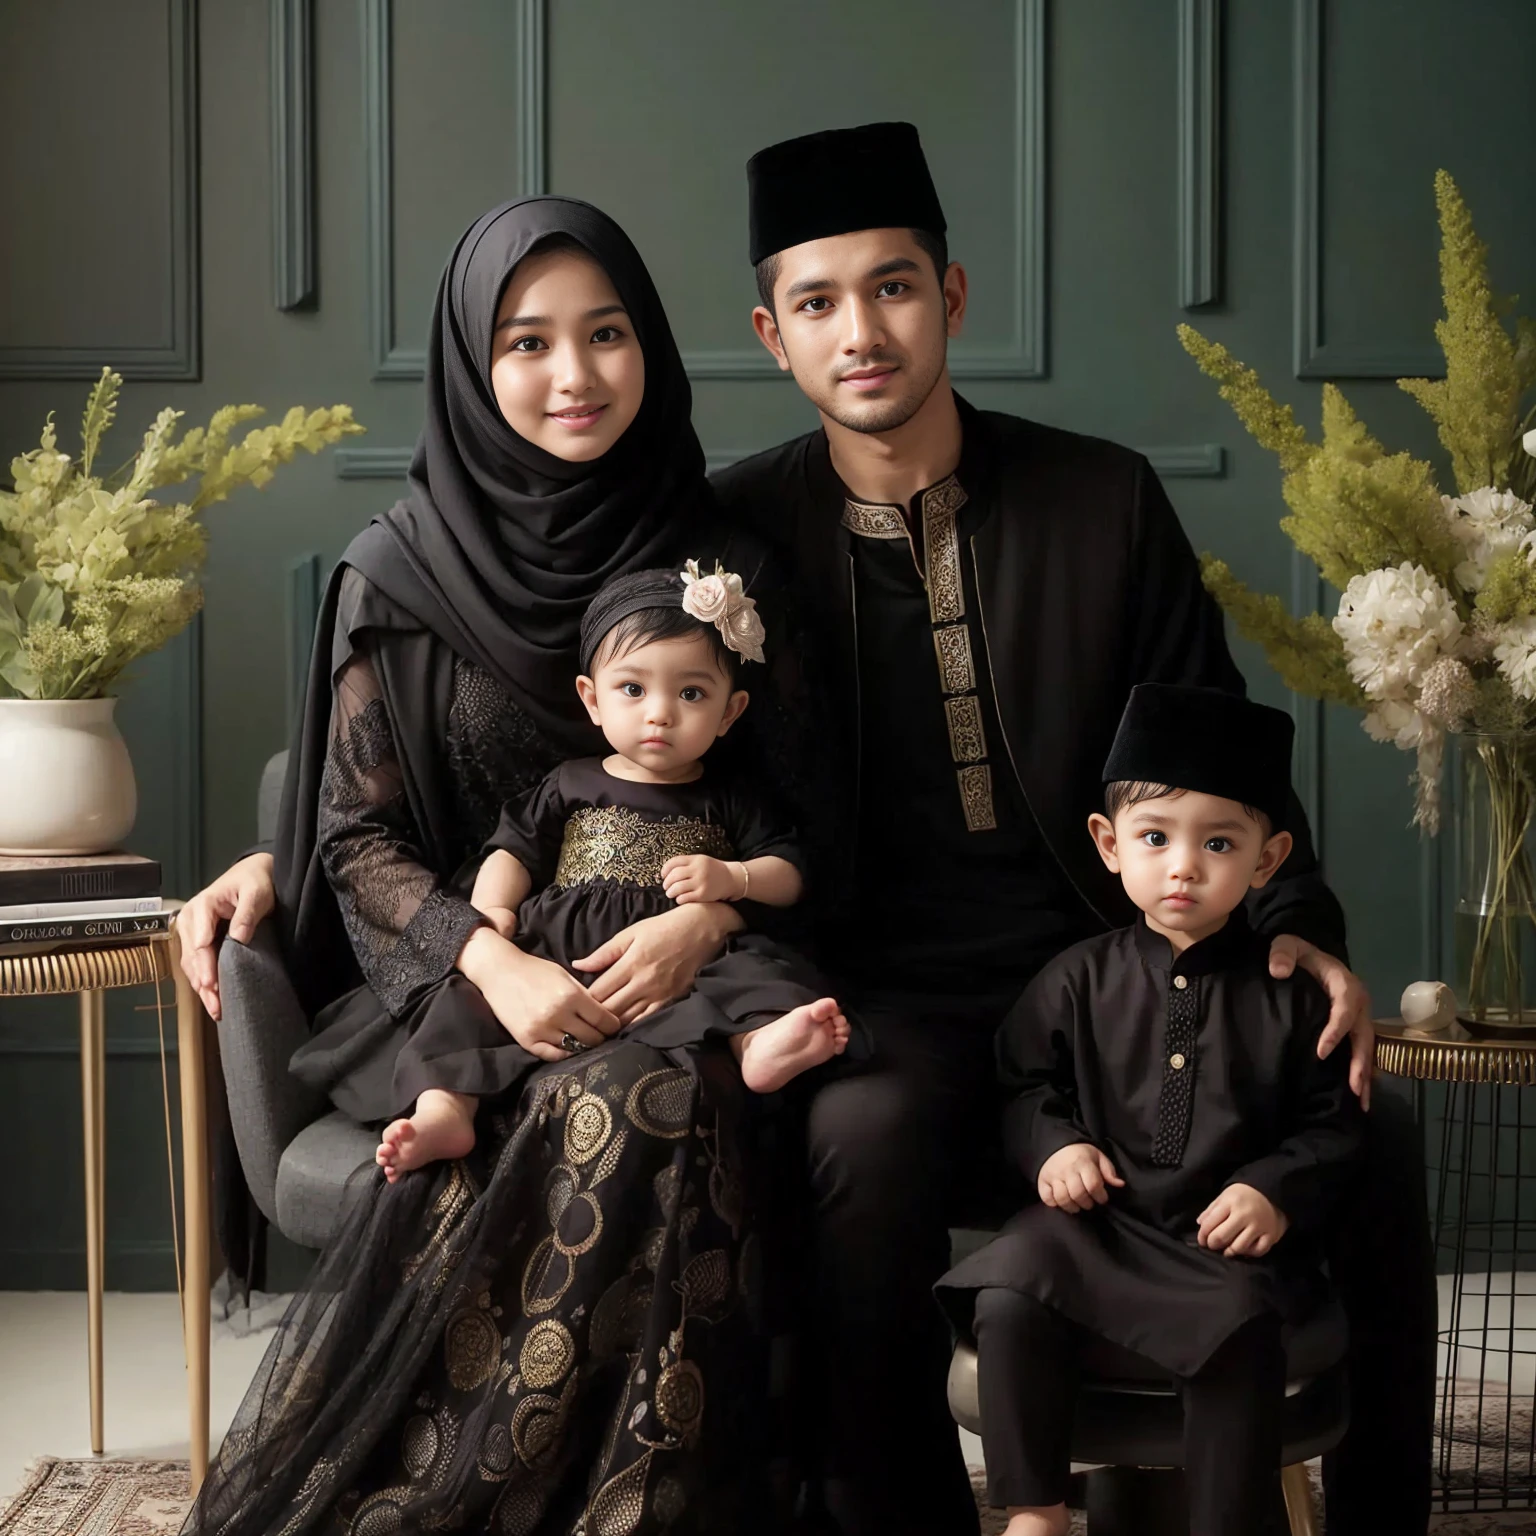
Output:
[457, 926, 619, 1061]
[176, 852, 277, 1020]
[571, 903, 743, 1024]
[661, 854, 743, 905]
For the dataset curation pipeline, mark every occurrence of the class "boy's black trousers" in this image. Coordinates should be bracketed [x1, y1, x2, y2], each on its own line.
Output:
[791, 1009, 1435, 1536]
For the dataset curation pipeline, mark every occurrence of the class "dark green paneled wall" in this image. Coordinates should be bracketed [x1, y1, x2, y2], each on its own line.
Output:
[1, 0, 1533, 1287]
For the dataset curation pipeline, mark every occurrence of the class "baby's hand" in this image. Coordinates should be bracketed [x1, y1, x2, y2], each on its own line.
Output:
[1037, 1143, 1125, 1213]
[1197, 1182, 1289, 1257]
[476, 905, 519, 940]
[661, 854, 743, 905]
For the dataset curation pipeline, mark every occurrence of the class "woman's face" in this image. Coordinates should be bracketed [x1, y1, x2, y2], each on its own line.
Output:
[489, 245, 645, 462]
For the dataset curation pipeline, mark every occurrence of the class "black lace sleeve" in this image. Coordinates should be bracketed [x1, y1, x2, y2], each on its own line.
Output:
[317, 647, 485, 1016]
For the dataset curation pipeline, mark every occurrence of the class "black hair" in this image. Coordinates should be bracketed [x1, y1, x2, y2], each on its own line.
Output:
[753, 226, 950, 314]
[584, 602, 741, 685]
[1104, 780, 1270, 835]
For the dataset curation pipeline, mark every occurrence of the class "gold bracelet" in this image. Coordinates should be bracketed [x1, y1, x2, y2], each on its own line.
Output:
[734, 861, 750, 901]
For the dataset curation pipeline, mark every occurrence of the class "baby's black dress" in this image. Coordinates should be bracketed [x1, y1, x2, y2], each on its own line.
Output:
[360, 755, 829, 1114]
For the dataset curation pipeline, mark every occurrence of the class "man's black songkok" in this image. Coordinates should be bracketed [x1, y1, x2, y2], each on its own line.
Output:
[746, 121, 947, 265]
[1102, 684, 1295, 832]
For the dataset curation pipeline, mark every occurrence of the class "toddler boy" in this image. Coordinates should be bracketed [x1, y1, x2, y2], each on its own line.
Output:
[937, 684, 1363, 1536]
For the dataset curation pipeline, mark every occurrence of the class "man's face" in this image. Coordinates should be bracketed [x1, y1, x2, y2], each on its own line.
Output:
[751, 228, 965, 436]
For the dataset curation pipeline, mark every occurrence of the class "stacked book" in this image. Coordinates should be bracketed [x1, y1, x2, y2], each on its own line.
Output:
[0, 852, 170, 955]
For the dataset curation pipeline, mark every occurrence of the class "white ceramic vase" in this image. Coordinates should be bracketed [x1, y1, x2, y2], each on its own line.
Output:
[0, 697, 138, 855]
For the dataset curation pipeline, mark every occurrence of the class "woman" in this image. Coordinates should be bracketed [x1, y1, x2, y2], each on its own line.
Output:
[185, 197, 801, 1536]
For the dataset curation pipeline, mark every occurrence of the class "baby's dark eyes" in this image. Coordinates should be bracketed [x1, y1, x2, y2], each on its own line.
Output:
[620, 682, 644, 698]
[1204, 837, 1233, 853]
[1140, 830, 1168, 848]
[679, 687, 705, 703]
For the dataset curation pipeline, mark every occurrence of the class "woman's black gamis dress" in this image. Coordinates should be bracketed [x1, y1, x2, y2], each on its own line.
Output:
[188, 195, 812, 1536]
[352, 756, 834, 1115]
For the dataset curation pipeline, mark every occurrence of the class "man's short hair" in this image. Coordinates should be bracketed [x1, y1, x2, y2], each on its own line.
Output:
[753, 227, 949, 314]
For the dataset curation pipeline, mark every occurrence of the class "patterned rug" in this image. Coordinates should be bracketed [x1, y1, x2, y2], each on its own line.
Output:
[6, 1458, 1536, 1535]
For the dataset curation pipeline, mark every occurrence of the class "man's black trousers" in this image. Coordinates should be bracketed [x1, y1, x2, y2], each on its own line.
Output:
[793, 1009, 1436, 1536]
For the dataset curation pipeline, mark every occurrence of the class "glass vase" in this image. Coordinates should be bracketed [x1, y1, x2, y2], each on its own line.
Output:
[1455, 732, 1536, 1031]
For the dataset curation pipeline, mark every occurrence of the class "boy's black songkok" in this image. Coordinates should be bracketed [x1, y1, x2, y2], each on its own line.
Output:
[1102, 684, 1295, 832]
[746, 121, 947, 265]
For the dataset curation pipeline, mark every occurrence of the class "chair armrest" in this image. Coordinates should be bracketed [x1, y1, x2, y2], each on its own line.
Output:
[216, 916, 326, 1226]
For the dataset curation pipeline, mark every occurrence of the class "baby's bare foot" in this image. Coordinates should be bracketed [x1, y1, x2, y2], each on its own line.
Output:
[376, 1090, 477, 1182]
[1003, 1506, 1070, 1536]
[739, 998, 849, 1093]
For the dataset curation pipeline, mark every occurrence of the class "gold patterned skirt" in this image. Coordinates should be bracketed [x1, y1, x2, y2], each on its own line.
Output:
[186, 1038, 767, 1536]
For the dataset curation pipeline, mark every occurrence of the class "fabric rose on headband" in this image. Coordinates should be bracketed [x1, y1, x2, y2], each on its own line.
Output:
[680, 559, 766, 664]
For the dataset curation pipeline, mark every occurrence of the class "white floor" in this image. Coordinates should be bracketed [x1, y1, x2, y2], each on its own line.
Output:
[0, 1293, 272, 1504]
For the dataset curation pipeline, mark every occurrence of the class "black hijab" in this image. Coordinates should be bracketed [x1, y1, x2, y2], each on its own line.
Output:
[348, 195, 713, 738]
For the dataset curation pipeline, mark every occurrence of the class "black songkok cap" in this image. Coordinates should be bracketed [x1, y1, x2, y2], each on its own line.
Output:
[747, 121, 947, 266]
[1102, 684, 1295, 832]
[579, 567, 684, 674]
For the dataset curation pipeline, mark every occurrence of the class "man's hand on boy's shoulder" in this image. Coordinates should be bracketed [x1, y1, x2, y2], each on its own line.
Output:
[1038, 1143, 1126, 1214]
[1267, 933, 1374, 1111]
[1198, 1183, 1289, 1258]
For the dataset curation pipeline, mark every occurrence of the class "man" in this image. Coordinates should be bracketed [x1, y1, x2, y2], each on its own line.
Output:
[705, 122, 1433, 1535]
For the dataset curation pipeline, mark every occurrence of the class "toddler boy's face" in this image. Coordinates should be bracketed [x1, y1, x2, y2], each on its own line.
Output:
[1088, 789, 1293, 948]
[577, 631, 747, 779]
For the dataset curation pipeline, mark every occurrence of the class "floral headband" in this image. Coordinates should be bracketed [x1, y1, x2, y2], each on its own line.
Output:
[680, 559, 766, 665]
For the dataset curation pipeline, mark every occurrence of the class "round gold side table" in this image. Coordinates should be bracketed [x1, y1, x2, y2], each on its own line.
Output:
[0, 917, 211, 1495]
[1376, 1018, 1536, 1511]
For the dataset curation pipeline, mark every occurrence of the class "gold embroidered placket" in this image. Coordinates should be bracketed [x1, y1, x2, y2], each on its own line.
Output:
[933, 623, 975, 693]
[843, 474, 996, 831]
[943, 695, 987, 763]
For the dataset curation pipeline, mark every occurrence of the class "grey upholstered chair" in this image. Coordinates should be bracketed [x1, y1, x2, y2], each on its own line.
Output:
[216, 751, 376, 1250]
[947, 1298, 1349, 1536]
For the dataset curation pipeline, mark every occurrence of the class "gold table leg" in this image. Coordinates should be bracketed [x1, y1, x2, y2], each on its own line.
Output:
[172, 934, 211, 1494]
[79, 989, 106, 1456]
[1280, 1461, 1320, 1536]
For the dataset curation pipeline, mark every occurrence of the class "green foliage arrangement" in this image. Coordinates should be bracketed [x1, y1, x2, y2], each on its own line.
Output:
[1181, 171, 1536, 1022]
[1178, 171, 1536, 832]
[0, 370, 363, 699]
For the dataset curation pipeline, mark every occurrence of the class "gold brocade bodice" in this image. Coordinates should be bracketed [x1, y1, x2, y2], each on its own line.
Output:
[551, 806, 737, 890]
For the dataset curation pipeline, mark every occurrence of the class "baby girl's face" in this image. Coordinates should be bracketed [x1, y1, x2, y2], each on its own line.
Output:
[576, 632, 748, 782]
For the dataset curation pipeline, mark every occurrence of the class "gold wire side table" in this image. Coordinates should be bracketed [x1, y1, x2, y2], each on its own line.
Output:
[1376, 1018, 1536, 1512]
[0, 916, 211, 1495]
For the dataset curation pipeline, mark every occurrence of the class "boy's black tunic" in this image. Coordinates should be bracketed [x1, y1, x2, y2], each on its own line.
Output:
[936, 911, 1363, 1377]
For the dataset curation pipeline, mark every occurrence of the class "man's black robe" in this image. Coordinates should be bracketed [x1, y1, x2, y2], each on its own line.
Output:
[710, 394, 1348, 1000]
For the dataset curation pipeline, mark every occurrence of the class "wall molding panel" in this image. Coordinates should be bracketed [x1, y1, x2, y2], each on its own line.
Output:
[1291, 0, 1442, 381]
[1289, 551, 1326, 847]
[1177, 0, 1222, 310]
[169, 614, 204, 899]
[364, 0, 548, 379]
[335, 446, 413, 478]
[271, 0, 316, 311]
[288, 554, 322, 727]
[681, 0, 1048, 382]
[0, 0, 200, 380]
